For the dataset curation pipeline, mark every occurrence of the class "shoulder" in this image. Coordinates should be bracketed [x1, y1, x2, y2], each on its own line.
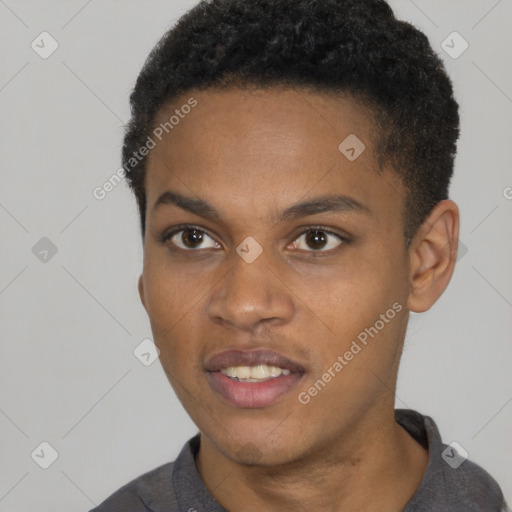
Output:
[441, 455, 508, 511]
[398, 410, 509, 512]
[408, 455, 509, 512]
[425, 414, 507, 511]
[88, 461, 178, 512]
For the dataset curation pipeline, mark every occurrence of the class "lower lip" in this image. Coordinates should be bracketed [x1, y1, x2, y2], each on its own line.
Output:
[208, 371, 304, 408]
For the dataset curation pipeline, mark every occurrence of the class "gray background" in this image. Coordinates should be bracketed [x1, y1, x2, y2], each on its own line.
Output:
[1, 0, 511, 510]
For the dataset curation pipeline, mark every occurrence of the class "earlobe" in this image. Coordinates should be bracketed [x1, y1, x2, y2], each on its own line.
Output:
[138, 274, 147, 311]
[407, 200, 460, 313]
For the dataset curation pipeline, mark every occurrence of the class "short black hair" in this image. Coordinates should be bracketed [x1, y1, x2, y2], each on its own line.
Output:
[123, 0, 459, 244]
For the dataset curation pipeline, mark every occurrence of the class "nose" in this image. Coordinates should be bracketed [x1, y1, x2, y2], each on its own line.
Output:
[206, 249, 295, 332]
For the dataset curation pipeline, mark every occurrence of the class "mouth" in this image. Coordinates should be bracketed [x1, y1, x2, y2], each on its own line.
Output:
[205, 349, 305, 408]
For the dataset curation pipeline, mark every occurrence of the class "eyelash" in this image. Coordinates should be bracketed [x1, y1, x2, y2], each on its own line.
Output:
[158, 224, 350, 253]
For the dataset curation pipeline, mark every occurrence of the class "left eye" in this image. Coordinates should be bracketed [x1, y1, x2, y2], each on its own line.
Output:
[290, 229, 344, 251]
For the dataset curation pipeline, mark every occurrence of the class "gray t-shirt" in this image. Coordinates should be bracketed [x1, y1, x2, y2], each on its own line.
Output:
[89, 409, 509, 511]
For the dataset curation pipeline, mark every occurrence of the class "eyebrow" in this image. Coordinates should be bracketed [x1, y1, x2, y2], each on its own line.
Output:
[152, 190, 371, 223]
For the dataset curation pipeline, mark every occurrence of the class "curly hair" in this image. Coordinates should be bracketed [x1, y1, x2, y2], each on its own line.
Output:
[122, 0, 460, 244]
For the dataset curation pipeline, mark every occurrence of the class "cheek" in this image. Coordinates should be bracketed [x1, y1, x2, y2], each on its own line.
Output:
[304, 266, 398, 339]
[302, 249, 409, 371]
[142, 262, 202, 368]
[326, 283, 403, 343]
[143, 252, 200, 329]
[294, 288, 407, 434]
[148, 306, 206, 411]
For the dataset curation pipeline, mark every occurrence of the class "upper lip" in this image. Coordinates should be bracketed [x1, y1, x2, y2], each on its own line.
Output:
[205, 349, 306, 373]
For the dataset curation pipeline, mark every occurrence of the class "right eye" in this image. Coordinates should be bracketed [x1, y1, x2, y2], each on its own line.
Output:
[162, 226, 221, 251]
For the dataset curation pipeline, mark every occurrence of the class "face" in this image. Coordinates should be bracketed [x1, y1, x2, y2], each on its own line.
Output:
[139, 87, 412, 465]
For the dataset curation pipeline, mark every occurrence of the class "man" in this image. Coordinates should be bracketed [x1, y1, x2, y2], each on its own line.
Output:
[91, 0, 508, 510]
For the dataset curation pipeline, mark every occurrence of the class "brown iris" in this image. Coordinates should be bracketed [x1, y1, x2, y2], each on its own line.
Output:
[305, 230, 328, 250]
[182, 229, 204, 248]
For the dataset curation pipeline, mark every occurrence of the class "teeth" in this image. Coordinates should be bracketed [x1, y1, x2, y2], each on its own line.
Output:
[251, 364, 269, 379]
[269, 366, 282, 377]
[220, 364, 291, 381]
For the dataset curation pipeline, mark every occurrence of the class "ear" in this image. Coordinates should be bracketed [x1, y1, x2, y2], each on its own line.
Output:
[138, 274, 147, 311]
[407, 199, 460, 313]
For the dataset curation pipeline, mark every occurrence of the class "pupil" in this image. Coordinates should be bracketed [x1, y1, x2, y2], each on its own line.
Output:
[183, 229, 203, 248]
[306, 230, 327, 250]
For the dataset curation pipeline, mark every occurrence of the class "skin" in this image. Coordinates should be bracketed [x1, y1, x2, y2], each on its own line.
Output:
[138, 87, 459, 511]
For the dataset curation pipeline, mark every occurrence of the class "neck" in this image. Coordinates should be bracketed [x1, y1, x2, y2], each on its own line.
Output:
[196, 407, 429, 512]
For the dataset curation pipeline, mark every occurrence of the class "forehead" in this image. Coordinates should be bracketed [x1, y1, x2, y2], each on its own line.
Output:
[150, 87, 375, 164]
[145, 87, 403, 224]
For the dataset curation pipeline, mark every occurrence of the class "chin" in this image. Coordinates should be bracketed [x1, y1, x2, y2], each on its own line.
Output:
[206, 423, 310, 467]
